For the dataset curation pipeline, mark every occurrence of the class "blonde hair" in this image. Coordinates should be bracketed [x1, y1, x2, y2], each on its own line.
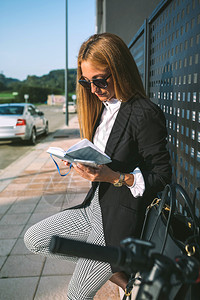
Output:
[77, 33, 146, 140]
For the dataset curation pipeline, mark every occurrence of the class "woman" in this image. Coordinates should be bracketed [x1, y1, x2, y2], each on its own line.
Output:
[24, 33, 172, 299]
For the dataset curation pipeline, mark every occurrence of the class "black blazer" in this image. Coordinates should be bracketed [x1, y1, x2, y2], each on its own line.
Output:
[76, 97, 171, 271]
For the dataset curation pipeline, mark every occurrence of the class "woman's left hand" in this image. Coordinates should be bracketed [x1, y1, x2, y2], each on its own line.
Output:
[72, 163, 117, 183]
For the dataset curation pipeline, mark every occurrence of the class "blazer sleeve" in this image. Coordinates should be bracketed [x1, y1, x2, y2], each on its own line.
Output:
[135, 105, 172, 193]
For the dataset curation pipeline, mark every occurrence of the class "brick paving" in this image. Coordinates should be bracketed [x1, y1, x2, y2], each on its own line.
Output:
[0, 115, 120, 300]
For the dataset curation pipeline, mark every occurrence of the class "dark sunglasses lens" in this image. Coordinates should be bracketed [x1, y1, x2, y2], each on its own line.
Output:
[93, 79, 107, 88]
[78, 76, 109, 89]
[78, 80, 91, 89]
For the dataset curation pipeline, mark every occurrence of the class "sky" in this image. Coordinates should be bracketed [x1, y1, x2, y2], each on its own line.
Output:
[0, 0, 96, 81]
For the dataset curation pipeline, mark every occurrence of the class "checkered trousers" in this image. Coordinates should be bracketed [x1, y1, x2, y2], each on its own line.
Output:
[24, 187, 113, 299]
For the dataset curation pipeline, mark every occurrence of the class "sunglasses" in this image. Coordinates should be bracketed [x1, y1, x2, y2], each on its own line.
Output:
[78, 74, 112, 89]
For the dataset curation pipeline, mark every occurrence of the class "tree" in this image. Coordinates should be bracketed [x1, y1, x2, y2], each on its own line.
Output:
[0, 81, 7, 91]
[17, 85, 61, 103]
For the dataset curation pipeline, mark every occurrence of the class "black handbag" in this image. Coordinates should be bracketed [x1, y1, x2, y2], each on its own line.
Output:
[138, 183, 200, 299]
[123, 184, 200, 300]
[140, 183, 200, 260]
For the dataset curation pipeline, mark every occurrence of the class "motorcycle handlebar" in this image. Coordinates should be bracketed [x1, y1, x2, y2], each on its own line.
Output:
[50, 235, 125, 266]
[49, 235, 151, 273]
[49, 235, 200, 284]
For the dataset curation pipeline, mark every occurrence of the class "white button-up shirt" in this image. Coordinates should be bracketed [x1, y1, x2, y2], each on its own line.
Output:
[93, 98, 145, 197]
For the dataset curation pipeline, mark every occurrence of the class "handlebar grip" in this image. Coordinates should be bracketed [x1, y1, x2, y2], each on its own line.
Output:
[49, 235, 126, 267]
[49, 236, 200, 286]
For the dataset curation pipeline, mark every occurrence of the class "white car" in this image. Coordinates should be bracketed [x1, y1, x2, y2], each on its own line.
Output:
[0, 103, 49, 144]
[63, 102, 77, 114]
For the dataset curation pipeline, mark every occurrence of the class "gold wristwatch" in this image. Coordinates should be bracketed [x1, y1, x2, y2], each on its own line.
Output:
[113, 173, 125, 187]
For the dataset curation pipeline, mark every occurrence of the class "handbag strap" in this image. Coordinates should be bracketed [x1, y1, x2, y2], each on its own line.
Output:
[171, 183, 200, 257]
[159, 184, 176, 253]
[158, 184, 175, 214]
[140, 184, 175, 253]
[157, 183, 200, 253]
[170, 183, 200, 235]
[123, 274, 141, 300]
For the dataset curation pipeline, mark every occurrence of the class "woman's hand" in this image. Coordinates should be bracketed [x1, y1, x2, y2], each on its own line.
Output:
[62, 160, 72, 167]
[72, 163, 118, 184]
[62, 161, 134, 186]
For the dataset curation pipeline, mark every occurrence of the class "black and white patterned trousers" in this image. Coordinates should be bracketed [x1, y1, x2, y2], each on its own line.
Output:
[24, 187, 113, 299]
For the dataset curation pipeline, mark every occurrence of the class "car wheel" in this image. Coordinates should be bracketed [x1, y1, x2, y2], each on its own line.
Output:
[29, 128, 36, 145]
[44, 122, 49, 135]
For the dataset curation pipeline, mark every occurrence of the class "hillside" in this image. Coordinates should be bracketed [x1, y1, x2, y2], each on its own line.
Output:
[0, 69, 77, 94]
[0, 69, 77, 103]
[0, 74, 20, 91]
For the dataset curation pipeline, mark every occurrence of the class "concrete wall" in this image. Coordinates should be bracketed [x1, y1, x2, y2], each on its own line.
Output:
[96, 0, 161, 44]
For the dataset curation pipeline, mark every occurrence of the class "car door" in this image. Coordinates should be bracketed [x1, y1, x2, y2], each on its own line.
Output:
[27, 105, 43, 134]
[35, 108, 46, 133]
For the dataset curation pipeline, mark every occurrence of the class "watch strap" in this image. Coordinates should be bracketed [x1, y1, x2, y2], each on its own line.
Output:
[113, 173, 125, 187]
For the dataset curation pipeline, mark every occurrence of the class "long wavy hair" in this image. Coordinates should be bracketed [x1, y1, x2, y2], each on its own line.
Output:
[77, 33, 147, 140]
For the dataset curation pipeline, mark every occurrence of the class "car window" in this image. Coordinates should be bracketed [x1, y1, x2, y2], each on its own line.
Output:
[0, 105, 24, 115]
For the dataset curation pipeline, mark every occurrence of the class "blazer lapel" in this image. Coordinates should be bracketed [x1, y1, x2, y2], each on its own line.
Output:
[105, 100, 132, 158]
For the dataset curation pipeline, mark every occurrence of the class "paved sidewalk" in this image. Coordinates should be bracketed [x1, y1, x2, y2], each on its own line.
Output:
[0, 115, 120, 300]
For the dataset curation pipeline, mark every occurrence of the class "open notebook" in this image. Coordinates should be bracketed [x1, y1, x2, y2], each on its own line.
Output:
[47, 138, 112, 168]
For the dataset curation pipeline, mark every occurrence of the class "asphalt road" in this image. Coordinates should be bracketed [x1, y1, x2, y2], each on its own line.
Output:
[0, 105, 75, 171]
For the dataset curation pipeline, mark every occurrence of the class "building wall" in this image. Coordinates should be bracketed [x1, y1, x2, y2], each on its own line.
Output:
[96, 0, 161, 44]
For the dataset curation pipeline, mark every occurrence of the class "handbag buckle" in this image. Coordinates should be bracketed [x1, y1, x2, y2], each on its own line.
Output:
[147, 198, 160, 209]
[185, 244, 196, 256]
[147, 198, 170, 212]
[125, 288, 132, 297]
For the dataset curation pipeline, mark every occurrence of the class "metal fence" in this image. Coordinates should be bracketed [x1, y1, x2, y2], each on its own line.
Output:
[129, 0, 200, 217]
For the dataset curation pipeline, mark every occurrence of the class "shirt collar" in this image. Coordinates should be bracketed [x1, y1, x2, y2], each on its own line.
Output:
[102, 98, 121, 111]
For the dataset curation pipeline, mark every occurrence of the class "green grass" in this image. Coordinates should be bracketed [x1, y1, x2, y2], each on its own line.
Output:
[0, 92, 14, 98]
[0, 91, 17, 103]
[0, 91, 17, 104]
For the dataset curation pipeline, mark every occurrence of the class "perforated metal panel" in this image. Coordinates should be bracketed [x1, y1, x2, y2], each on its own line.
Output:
[129, 0, 200, 217]
[129, 25, 145, 86]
